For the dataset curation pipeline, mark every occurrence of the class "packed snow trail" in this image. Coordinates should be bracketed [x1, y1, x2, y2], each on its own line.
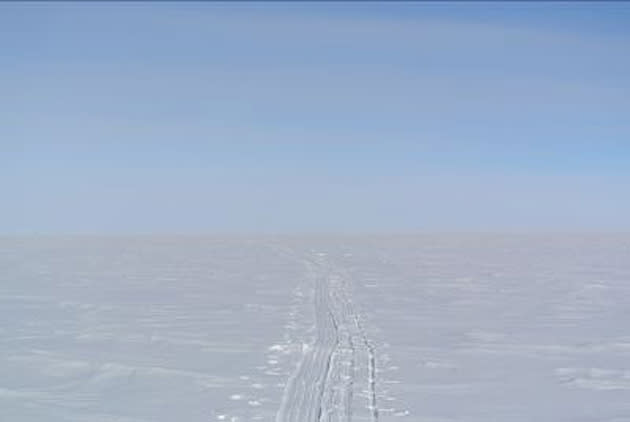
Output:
[275, 256, 379, 422]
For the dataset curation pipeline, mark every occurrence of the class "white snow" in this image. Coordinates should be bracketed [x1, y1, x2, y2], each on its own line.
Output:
[1, 235, 629, 421]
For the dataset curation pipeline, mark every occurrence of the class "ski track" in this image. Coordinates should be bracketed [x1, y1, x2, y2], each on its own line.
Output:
[275, 255, 379, 422]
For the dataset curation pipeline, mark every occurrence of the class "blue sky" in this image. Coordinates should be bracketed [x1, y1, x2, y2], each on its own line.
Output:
[2, 3, 629, 234]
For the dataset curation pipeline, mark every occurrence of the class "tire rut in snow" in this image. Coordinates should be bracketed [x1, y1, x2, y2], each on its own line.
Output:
[275, 257, 379, 422]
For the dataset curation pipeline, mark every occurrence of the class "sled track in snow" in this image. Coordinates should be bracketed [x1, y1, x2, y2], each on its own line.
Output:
[275, 257, 379, 422]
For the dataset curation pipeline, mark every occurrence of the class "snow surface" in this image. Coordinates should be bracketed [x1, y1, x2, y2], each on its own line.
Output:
[1, 235, 629, 421]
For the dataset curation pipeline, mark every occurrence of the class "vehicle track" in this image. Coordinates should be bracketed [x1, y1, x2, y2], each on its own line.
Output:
[275, 255, 379, 422]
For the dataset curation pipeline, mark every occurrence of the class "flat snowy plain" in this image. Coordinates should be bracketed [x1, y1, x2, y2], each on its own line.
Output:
[1, 235, 629, 422]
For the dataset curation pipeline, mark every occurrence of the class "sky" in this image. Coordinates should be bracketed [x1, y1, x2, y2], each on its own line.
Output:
[2, 2, 629, 234]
